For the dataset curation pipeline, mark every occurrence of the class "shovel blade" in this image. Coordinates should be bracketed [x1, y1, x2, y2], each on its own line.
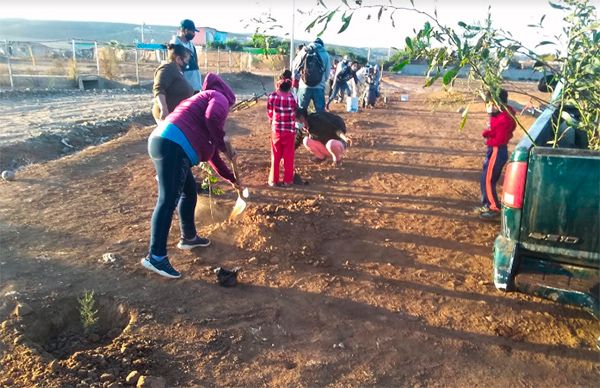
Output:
[229, 196, 247, 219]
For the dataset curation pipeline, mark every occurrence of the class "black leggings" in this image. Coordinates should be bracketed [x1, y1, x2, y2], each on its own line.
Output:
[148, 137, 197, 257]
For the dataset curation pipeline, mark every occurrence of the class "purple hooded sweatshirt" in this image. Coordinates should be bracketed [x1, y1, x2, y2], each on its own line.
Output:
[168, 73, 237, 183]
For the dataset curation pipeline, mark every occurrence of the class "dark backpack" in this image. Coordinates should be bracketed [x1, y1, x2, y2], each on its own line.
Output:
[301, 46, 325, 87]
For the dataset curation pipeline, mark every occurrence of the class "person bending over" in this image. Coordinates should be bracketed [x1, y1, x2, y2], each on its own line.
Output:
[143, 73, 240, 279]
[295, 108, 352, 166]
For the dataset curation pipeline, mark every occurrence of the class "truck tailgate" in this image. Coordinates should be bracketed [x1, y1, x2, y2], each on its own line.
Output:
[520, 147, 600, 267]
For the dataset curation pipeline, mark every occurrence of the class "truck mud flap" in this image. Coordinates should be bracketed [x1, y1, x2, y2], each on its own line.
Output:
[493, 236, 521, 292]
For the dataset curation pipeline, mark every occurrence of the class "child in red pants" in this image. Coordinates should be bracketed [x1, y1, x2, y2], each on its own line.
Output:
[267, 71, 298, 186]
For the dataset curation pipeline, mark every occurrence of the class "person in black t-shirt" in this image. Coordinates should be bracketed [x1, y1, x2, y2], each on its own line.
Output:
[295, 108, 352, 166]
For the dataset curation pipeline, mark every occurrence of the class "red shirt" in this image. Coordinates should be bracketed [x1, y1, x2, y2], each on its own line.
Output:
[482, 106, 517, 146]
[267, 91, 297, 133]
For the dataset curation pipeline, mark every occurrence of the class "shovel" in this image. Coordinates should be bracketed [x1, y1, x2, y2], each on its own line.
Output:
[229, 158, 249, 219]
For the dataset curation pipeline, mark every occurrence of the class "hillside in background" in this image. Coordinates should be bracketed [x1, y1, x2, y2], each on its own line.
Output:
[0, 19, 179, 44]
[0, 18, 391, 61]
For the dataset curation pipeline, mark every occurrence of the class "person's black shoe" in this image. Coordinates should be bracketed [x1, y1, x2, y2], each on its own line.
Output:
[293, 172, 309, 185]
[177, 235, 211, 250]
[479, 210, 500, 220]
[473, 205, 489, 214]
[141, 256, 181, 279]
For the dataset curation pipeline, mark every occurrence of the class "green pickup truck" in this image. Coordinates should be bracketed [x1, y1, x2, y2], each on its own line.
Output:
[493, 91, 600, 318]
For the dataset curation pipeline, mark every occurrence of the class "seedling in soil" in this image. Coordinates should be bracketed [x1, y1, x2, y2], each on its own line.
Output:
[199, 162, 224, 196]
[198, 162, 227, 222]
[78, 290, 99, 335]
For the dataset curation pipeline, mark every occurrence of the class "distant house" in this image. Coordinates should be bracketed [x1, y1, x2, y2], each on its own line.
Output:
[192, 27, 228, 46]
[193, 28, 207, 45]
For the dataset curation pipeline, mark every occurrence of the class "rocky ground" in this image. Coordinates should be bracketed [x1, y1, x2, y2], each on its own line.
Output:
[0, 74, 597, 387]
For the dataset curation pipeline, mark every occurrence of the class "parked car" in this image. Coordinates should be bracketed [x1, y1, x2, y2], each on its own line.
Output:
[493, 85, 600, 318]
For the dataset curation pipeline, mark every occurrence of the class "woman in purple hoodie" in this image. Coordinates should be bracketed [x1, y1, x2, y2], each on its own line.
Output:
[142, 73, 240, 279]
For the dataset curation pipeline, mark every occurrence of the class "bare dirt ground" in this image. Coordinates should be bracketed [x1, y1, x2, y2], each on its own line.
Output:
[0, 74, 598, 387]
[0, 89, 153, 145]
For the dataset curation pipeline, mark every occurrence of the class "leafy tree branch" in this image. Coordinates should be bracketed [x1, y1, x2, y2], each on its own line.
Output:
[308, 0, 599, 149]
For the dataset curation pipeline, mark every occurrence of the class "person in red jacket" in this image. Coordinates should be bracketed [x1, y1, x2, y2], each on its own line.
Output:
[479, 89, 517, 220]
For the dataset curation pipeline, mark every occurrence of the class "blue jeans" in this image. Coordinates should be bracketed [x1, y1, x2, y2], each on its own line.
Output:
[327, 81, 350, 106]
[480, 145, 508, 211]
[297, 86, 326, 112]
[148, 137, 198, 257]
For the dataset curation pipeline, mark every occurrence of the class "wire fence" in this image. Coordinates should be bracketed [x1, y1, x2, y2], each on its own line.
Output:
[0, 39, 288, 89]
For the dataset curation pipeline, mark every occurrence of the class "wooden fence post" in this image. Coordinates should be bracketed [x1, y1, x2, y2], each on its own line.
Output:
[217, 47, 220, 74]
[28, 45, 36, 69]
[71, 39, 78, 80]
[228, 50, 232, 73]
[135, 49, 140, 85]
[204, 47, 208, 71]
[5, 40, 14, 89]
[95, 41, 100, 76]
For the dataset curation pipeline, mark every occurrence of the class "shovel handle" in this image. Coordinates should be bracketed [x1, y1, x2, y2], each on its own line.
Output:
[230, 157, 244, 196]
[225, 141, 244, 194]
[230, 157, 240, 180]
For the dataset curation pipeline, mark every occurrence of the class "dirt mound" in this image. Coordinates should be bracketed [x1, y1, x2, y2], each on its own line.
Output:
[220, 72, 274, 95]
[231, 196, 339, 263]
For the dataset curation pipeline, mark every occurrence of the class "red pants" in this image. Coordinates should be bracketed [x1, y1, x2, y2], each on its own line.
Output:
[270, 131, 296, 185]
